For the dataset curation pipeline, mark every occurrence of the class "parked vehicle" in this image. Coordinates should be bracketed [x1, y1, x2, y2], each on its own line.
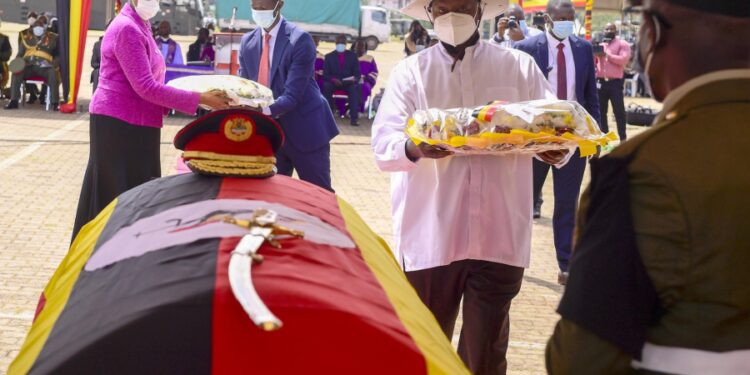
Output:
[216, 0, 390, 50]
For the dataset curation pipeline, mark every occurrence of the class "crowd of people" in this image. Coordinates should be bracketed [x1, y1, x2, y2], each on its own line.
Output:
[0, 11, 220, 108]
[5, 0, 749, 373]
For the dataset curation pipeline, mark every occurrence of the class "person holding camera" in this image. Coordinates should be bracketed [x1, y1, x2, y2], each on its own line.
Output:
[595, 23, 631, 141]
[492, 4, 542, 48]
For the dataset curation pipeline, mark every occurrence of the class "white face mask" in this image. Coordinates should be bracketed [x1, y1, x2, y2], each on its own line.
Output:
[28, 17, 37, 26]
[252, 2, 280, 30]
[433, 12, 479, 47]
[135, 0, 160, 21]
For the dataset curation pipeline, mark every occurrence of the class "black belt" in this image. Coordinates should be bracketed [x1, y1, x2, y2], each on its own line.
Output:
[597, 77, 623, 82]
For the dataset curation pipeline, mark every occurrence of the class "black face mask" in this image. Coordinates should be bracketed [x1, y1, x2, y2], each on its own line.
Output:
[604, 31, 616, 39]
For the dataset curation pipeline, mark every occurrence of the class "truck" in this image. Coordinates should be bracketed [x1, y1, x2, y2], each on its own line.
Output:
[215, 0, 390, 50]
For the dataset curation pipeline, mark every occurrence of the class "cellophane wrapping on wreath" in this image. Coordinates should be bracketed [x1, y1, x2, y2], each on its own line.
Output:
[406, 99, 617, 157]
[168, 75, 275, 110]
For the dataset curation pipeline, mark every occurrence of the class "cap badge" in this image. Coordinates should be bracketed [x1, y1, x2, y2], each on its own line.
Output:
[223, 115, 254, 142]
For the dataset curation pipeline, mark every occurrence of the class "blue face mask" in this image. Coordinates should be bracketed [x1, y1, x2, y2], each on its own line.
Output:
[336, 44, 346, 53]
[551, 20, 575, 40]
[33, 26, 45, 37]
[519, 20, 529, 35]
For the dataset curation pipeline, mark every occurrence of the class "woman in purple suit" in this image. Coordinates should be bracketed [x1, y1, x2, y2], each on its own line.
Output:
[336, 39, 378, 116]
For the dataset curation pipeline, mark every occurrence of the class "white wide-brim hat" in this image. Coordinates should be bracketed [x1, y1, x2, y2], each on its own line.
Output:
[401, 0, 509, 21]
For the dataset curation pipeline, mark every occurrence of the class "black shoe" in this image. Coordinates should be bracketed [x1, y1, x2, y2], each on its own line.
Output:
[39, 96, 47, 105]
[350, 120, 359, 126]
[533, 201, 542, 219]
[26, 95, 37, 104]
[4, 100, 19, 110]
[51, 103, 59, 111]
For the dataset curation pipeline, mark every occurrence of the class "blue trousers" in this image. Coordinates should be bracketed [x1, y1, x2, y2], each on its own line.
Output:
[532, 150, 586, 272]
[276, 142, 334, 192]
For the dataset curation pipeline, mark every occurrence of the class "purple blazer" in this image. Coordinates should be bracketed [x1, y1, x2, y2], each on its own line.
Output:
[90, 3, 200, 128]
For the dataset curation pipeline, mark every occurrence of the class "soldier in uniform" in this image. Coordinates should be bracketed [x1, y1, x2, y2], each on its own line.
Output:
[5, 18, 60, 110]
[0, 19, 12, 97]
[546, 0, 750, 373]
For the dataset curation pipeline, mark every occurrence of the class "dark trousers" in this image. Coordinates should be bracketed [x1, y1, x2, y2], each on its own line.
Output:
[322, 81, 360, 122]
[276, 142, 334, 192]
[11, 65, 59, 103]
[532, 150, 587, 272]
[72, 115, 161, 242]
[406, 260, 524, 375]
[598, 78, 627, 141]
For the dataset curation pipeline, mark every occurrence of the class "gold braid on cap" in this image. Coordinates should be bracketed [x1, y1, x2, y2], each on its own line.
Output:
[187, 159, 276, 178]
[182, 151, 276, 164]
[183, 152, 277, 178]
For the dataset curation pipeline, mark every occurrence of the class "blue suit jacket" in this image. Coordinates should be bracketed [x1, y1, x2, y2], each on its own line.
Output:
[322, 50, 361, 83]
[239, 20, 339, 152]
[515, 33, 601, 125]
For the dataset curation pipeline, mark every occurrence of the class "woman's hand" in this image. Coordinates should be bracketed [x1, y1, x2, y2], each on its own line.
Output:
[199, 90, 231, 110]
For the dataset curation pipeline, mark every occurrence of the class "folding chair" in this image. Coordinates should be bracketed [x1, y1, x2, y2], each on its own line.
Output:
[21, 76, 52, 111]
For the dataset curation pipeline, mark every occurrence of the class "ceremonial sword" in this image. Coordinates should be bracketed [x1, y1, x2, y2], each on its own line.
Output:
[226, 209, 304, 331]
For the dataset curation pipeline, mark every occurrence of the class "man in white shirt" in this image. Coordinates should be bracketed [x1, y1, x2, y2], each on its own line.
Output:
[491, 4, 543, 48]
[372, 0, 567, 373]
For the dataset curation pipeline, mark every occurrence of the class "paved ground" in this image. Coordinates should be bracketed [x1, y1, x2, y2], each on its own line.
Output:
[0, 23, 658, 374]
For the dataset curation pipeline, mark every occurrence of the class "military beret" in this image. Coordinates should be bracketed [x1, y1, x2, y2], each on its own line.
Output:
[174, 109, 285, 178]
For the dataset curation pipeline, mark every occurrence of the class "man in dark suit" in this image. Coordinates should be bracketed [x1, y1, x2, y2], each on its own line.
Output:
[90, 37, 102, 92]
[515, 0, 600, 285]
[238, 0, 339, 192]
[322, 34, 361, 126]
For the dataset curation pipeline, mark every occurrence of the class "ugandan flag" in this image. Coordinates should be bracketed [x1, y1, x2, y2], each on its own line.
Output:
[9, 174, 468, 374]
[584, 0, 594, 40]
[56, 0, 91, 113]
[521, 0, 587, 11]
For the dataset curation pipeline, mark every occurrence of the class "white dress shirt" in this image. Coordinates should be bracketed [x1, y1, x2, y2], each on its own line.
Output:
[261, 16, 283, 67]
[371, 41, 556, 272]
[260, 17, 283, 116]
[546, 31, 576, 101]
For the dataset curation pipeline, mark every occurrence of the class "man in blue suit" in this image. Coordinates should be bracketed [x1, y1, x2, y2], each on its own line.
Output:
[239, 0, 339, 192]
[515, 0, 600, 285]
[322, 35, 362, 126]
